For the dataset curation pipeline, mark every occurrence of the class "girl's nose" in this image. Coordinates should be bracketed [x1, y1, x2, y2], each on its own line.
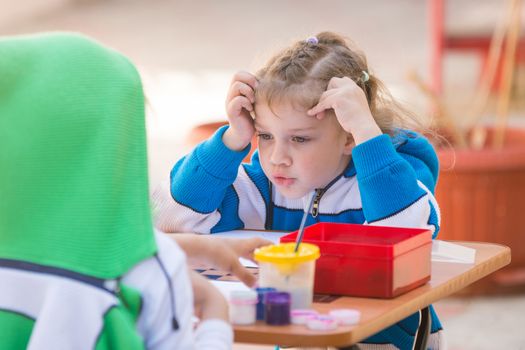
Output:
[270, 142, 292, 166]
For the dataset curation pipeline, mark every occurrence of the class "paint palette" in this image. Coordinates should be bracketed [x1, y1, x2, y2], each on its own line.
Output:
[194, 266, 259, 282]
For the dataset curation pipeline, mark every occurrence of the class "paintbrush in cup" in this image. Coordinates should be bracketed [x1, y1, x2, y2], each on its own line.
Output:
[294, 191, 317, 253]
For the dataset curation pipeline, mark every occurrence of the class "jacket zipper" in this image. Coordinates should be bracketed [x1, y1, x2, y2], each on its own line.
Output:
[311, 188, 324, 218]
[309, 170, 346, 218]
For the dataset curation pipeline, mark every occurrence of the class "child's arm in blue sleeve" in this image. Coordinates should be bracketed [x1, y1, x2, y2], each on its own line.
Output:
[171, 126, 248, 212]
[352, 133, 441, 238]
[152, 126, 267, 234]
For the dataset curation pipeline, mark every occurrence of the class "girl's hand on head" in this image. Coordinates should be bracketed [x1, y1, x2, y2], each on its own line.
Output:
[307, 77, 382, 145]
[223, 71, 258, 151]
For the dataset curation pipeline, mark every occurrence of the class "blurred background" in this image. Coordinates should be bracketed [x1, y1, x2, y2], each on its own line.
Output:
[2, 0, 524, 349]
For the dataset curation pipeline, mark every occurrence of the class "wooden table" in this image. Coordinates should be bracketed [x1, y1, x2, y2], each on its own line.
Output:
[233, 241, 511, 348]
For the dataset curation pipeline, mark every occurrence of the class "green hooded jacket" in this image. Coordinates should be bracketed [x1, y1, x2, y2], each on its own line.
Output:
[0, 32, 158, 349]
[0, 32, 157, 278]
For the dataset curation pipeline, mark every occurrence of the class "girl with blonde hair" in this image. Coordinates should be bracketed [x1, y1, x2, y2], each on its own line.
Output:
[154, 31, 444, 349]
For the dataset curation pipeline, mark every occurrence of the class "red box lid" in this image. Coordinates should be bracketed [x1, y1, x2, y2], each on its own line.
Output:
[280, 222, 431, 259]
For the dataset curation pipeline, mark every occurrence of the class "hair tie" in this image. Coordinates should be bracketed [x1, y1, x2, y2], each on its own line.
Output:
[361, 70, 370, 83]
[306, 36, 318, 45]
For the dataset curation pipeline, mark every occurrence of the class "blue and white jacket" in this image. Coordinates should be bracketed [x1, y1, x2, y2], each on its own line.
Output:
[153, 125, 443, 350]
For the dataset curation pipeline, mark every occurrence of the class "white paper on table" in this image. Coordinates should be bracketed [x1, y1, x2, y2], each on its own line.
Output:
[238, 257, 257, 268]
[431, 240, 476, 264]
[212, 229, 287, 244]
[213, 230, 289, 267]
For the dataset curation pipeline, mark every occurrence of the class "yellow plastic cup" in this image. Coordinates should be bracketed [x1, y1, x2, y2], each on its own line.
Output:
[254, 243, 320, 309]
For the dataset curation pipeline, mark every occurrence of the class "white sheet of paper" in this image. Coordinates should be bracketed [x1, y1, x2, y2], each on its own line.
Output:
[213, 230, 289, 267]
[431, 240, 476, 264]
[212, 229, 287, 244]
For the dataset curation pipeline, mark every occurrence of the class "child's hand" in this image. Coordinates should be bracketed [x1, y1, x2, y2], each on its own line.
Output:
[223, 71, 258, 151]
[171, 234, 272, 287]
[307, 77, 382, 145]
[189, 270, 229, 322]
[203, 236, 271, 288]
[219, 235, 272, 272]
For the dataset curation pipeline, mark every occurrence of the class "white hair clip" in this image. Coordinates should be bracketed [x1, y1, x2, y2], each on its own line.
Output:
[361, 70, 370, 83]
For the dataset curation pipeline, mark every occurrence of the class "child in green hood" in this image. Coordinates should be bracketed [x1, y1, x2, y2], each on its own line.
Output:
[0, 32, 239, 349]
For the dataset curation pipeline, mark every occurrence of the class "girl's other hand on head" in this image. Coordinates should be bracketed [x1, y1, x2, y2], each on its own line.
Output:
[223, 71, 258, 151]
[307, 77, 381, 144]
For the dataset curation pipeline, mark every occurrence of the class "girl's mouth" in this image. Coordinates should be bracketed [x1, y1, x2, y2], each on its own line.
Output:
[273, 176, 295, 187]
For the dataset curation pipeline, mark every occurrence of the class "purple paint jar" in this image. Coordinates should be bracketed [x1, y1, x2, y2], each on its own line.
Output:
[255, 287, 276, 321]
[264, 291, 291, 325]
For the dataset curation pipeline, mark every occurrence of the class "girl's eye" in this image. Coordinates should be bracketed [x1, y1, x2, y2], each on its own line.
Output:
[292, 136, 309, 143]
[257, 133, 272, 141]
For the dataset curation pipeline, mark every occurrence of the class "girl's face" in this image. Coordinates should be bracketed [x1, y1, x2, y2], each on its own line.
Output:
[254, 101, 353, 199]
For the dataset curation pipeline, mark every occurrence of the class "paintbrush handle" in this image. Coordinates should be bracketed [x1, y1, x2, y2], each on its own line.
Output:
[294, 191, 317, 253]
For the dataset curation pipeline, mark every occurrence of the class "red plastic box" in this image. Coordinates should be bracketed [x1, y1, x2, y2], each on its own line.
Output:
[280, 222, 432, 298]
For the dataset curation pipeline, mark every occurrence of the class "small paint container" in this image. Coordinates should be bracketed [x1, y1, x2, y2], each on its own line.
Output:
[254, 243, 320, 310]
[329, 308, 361, 325]
[290, 309, 319, 325]
[255, 287, 276, 320]
[306, 314, 339, 331]
[264, 291, 291, 325]
[229, 290, 258, 325]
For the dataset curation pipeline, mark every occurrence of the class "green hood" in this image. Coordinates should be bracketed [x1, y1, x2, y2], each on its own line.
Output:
[0, 33, 157, 279]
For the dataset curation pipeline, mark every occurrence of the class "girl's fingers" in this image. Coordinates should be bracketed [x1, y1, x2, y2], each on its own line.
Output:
[307, 103, 328, 118]
[231, 71, 259, 90]
[309, 75, 361, 117]
[307, 91, 337, 117]
[239, 96, 254, 112]
[315, 111, 327, 120]
[234, 81, 255, 103]
[316, 89, 339, 107]
[327, 76, 343, 89]
[327, 76, 353, 89]
[229, 96, 254, 117]
[228, 81, 255, 102]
